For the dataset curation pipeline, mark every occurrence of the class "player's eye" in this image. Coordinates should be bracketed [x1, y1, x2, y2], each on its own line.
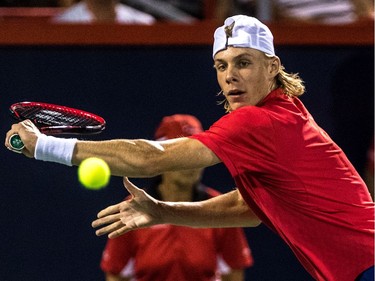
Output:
[214, 63, 227, 72]
[237, 60, 251, 68]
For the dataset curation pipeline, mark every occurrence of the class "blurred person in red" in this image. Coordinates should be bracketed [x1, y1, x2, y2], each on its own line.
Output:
[100, 114, 253, 281]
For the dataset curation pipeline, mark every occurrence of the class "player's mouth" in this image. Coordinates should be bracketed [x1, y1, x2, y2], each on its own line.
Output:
[227, 89, 245, 97]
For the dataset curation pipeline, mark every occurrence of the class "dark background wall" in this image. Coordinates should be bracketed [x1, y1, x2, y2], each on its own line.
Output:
[0, 44, 373, 281]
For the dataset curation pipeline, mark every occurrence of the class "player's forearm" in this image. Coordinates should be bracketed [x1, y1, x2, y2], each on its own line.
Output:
[160, 190, 261, 228]
[72, 138, 219, 177]
[72, 139, 164, 177]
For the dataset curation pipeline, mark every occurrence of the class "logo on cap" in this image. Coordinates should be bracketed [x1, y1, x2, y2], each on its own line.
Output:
[224, 21, 235, 38]
[224, 21, 235, 48]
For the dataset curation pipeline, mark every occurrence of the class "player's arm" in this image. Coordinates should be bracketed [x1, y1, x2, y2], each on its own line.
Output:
[5, 120, 220, 177]
[92, 178, 261, 238]
[159, 187, 259, 228]
[73, 137, 219, 177]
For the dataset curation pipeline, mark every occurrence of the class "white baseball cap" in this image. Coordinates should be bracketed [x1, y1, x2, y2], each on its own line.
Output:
[213, 15, 275, 58]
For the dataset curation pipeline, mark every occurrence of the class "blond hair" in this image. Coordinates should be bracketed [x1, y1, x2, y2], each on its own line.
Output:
[276, 64, 305, 98]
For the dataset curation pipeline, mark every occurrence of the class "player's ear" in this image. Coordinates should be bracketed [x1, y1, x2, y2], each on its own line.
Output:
[268, 56, 280, 77]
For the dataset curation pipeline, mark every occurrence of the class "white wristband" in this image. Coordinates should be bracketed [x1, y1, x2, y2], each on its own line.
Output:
[35, 134, 78, 166]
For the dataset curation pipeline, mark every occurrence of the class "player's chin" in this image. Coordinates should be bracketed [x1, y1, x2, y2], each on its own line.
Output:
[228, 102, 249, 111]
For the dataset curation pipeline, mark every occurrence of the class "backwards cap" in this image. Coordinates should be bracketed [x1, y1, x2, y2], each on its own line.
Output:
[213, 15, 275, 58]
[154, 114, 203, 140]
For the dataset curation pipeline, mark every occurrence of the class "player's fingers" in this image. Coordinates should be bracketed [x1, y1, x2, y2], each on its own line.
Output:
[123, 177, 141, 196]
[96, 203, 121, 219]
[6, 121, 29, 137]
[5, 120, 37, 155]
[92, 212, 121, 228]
[108, 225, 132, 239]
[94, 220, 124, 237]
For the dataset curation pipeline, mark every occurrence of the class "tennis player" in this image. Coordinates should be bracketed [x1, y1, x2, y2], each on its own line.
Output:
[5, 15, 374, 281]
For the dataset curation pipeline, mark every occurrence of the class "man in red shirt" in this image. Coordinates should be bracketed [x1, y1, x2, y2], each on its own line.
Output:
[100, 114, 253, 281]
[6, 15, 374, 281]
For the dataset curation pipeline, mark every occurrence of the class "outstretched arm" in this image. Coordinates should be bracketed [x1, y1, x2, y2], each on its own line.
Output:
[92, 178, 261, 238]
[5, 121, 220, 177]
[73, 137, 218, 177]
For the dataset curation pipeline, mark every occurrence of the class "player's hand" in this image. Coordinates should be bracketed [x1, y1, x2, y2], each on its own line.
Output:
[5, 120, 41, 157]
[92, 177, 163, 238]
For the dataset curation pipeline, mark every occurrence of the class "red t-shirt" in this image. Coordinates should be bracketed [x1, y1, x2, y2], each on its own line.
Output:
[191, 88, 374, 281]
[101, 187, 253, 281]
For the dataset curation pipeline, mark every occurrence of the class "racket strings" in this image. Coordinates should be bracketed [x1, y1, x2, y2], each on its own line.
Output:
[20, 106, 102, 127]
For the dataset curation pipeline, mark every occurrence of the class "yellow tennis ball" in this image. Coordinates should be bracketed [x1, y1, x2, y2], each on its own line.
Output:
[78, 157, 110, 190]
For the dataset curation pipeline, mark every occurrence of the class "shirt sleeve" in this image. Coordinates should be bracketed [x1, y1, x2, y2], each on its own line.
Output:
[190, 106, 276, 178]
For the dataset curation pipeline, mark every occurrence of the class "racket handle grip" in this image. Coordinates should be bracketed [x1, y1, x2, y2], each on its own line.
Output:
[9, 134, 25, 151]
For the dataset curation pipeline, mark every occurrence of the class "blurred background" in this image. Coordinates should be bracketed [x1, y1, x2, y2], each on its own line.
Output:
[0, 0, 373, 280]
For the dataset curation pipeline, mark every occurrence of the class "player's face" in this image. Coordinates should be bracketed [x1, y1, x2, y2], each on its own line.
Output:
[214, 47, 279, 111]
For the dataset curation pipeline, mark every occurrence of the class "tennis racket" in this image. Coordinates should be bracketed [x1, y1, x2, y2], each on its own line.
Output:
[9, 101, 106, 151]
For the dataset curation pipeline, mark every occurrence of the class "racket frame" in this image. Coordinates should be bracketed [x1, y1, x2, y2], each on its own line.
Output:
[9, 101, 106, 135]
